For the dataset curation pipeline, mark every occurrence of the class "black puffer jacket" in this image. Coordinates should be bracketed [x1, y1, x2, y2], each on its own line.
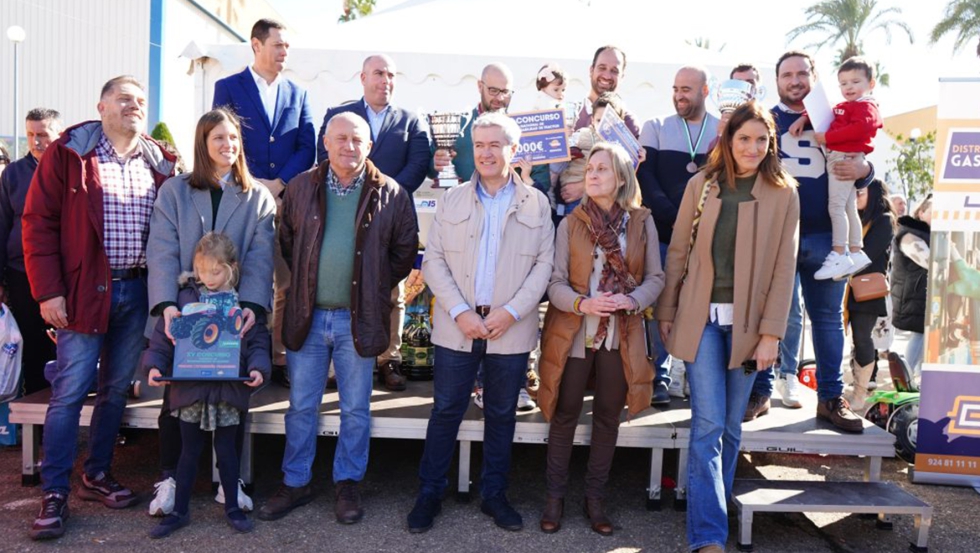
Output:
[890, 215, 930, 333]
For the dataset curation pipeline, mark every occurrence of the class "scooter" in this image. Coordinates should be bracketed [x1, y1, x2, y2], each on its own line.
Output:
[863, 351, 919, 463]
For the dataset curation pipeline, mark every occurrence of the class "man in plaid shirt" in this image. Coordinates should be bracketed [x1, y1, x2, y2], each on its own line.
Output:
[23, 76, 177, 540]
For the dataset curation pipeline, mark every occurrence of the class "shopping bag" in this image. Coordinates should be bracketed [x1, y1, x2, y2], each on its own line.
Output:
[0, 303, 23, 403]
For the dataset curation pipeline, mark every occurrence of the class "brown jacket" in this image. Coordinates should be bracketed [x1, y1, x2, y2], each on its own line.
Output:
[538, 206, 664, 421]
[279, 160, 419, 356]
[654, 171, 799, 368]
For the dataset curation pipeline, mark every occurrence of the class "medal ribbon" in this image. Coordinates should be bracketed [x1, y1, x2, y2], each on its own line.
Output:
[683, 118, 707, 164]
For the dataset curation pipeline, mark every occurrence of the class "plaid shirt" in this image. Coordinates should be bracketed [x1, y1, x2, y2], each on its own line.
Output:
[95, 132, 157, 269]
[325, 166, 365, 197]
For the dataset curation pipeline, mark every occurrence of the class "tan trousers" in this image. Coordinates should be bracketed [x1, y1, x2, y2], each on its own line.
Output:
[377, 280, 406, 365]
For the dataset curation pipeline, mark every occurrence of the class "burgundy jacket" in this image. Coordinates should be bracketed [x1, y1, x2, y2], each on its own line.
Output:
[280, 159, 418, 356]
[22, 121, 177, 333]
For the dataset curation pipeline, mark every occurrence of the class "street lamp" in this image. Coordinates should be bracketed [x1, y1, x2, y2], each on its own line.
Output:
[7, 26, 26, 159]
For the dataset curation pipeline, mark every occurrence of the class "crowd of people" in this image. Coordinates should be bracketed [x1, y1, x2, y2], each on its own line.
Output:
[0, 17, 934, 553]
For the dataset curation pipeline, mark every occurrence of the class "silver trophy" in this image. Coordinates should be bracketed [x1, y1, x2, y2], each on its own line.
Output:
[427, 112, 464, 188]
[713, 79, 755, 114]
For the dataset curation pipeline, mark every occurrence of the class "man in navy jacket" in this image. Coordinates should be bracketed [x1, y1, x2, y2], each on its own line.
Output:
[212, 18, 315, 377]
[316, 54, 430, 391]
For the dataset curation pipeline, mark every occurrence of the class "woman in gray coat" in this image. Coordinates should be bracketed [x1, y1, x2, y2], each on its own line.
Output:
[145, 108, 276, 517]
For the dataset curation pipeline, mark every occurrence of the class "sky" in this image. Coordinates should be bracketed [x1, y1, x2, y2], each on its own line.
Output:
[273, 0, 979, 117]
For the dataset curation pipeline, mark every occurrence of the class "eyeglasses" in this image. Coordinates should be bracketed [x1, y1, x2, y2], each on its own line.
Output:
[484, 85, 513, 98]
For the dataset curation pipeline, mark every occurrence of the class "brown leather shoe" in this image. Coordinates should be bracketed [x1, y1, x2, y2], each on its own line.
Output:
[816, 396, 864, 433]
[539, 496, 563, 533]
[583, 497, 613, 536]
[743, 393, 771, 421]
[335, 480, 364, 524]
[257, 483, 314, 521]
[378, 361, 407, 391]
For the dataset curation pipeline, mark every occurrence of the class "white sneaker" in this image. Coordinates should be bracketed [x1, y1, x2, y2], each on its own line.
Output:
[814, 251, 854, 280]
[667, 358, 687, 398]
[473, 387, 484, 410]
[774, 375, 803, 409]
[517, 388, 537, 412]
[215, 478, 253, 512]
[837, 250, 872, 280]
[148, 477, 175, 517]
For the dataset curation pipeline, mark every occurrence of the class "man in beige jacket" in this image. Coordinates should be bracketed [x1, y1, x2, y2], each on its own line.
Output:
[408, 112, 554, 533]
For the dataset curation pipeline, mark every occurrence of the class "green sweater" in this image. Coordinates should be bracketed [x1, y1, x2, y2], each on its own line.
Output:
[710, 175, 756, 303]
[315, 189, 360, 308]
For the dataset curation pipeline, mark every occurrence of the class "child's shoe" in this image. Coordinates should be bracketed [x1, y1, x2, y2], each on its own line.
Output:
[814, 251, 853, 280]
[148, 512, 189, 539]
[226, 509, 253, 533]
[840, 250, 872, 280]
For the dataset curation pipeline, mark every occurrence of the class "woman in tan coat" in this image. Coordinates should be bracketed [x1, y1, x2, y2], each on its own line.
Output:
[655, 102, 799, 553]
[537, 142, 665, 536]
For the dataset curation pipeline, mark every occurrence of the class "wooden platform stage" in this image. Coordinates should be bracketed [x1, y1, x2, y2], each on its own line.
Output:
[9, 378, 895, 507]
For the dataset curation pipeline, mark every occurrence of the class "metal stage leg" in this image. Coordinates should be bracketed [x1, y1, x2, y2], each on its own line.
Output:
[21, 423, 40, 486]
[456, 440, 472, 502]
[675, 448, 689, 510]
[647, 448, 663, 510]
[864, 456, 893, 528]
[911, 509, 933, 553]
[737, 507, 755, 552]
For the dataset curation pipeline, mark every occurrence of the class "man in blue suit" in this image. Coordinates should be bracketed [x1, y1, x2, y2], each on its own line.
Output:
[316, 54, 430, 391]
[212, 18, 315, 380]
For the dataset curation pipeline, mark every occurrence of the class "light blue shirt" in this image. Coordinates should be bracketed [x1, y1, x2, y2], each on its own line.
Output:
[363, 99, 390, 140]
[448, 176, 521, 322]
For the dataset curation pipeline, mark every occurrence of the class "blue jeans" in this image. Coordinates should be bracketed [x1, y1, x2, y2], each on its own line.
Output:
[686, 320, 757, 551]
[282, 308, 374, 486]
[905, 331, 924, 377]
[752, 273, 802, 394]
[650, 241, 672, 386]
[418, 342, 528, 500]
[752, 232, 845, 401]
[42, 276, 148, 494]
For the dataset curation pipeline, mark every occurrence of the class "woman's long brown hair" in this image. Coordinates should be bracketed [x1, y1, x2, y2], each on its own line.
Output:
[702, 101, 794, 190]
[189, 108, 253, 192]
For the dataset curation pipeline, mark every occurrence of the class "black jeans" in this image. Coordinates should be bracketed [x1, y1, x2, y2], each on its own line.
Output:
[6, 269, 56, 395]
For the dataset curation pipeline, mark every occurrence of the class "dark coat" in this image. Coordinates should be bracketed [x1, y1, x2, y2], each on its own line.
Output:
[316, 99, 431, 194]
[847, 211, 894, 316]
[279, 159, 418, 356]
[891, 215, 930, 333]
[0, 153, 38, 275]
[22, 121, 177, 334]
[141, 282, 271, 413]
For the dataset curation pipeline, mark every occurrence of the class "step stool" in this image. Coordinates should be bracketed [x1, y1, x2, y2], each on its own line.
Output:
[732, 479, 932, 553]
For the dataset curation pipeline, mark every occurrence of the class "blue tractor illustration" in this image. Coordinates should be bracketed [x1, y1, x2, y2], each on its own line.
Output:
[170, 295, 244, 350]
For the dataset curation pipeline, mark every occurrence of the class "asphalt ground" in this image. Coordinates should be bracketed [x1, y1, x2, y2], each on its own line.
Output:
[1, 330, 978, 552]
[0, 417, 978, 553]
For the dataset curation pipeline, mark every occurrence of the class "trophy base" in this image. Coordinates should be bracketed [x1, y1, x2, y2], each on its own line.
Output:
[434, 168, 462, 188]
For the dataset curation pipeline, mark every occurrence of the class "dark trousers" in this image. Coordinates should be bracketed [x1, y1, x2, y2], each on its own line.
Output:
[174, 419, 241, 517]
[159, 390, 246, 479]
[849, 311, 879, 367]
[6, 269, 56, 395]
[545, 347, 628, 499]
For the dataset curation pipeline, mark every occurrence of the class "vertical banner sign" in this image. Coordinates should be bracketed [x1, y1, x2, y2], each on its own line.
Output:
[913, 78, 980, 487]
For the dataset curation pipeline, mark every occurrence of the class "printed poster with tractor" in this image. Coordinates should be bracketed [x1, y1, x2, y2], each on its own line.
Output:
[170, 290, 245, 380]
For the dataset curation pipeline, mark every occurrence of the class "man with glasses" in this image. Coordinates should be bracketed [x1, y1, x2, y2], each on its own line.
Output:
[432, 63, 548, 195]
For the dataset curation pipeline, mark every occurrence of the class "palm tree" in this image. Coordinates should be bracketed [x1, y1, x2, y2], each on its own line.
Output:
[339, 0, 377, 23]
[786, 0, 913, 61]
[931, 0, 980, 57]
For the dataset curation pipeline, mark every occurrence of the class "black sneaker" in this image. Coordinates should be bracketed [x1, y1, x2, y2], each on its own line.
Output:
[480, 494, 523, 531]
[30, 492, 69, 540]
[148, 512, 190, 539]
[257, 483, 314, 521]
[407, 493, 442, 533]
[78, 471, 140, 508]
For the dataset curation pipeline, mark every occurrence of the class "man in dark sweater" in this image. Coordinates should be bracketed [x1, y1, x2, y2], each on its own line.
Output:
[0, 108, 61, 395]
[637, 66, 720, 405]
